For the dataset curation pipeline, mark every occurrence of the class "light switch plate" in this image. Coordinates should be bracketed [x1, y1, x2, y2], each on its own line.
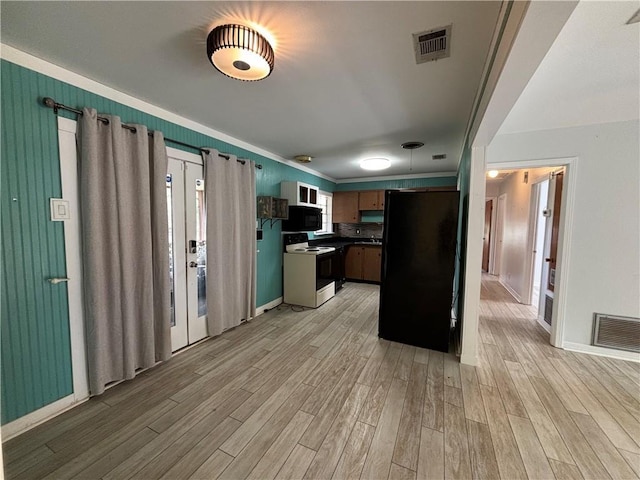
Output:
[50, 198, 70, 221]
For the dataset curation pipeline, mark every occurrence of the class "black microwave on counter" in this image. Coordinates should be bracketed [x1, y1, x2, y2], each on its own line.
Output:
[282, 206, 322, 231]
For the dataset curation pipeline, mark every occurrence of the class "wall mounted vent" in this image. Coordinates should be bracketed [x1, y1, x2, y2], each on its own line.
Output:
[592, 313, 640, 353]
[413, 25, 452, 64]
[432, 154, 447, 160]
[544, 295, 553, 325]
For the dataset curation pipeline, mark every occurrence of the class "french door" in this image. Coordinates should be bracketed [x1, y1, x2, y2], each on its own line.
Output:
[167, 151, 208, 351]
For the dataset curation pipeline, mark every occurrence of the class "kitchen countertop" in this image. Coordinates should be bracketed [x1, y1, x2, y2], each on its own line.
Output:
[309, 237, 382, 248]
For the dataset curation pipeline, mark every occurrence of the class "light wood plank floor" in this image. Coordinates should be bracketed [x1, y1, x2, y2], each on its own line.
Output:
[4, 278, 639, 479]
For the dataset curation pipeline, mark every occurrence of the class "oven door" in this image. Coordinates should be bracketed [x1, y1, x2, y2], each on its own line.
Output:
[316, 251, 337, 290]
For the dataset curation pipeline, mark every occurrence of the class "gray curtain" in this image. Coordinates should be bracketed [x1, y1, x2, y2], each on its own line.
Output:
[79, 108, 171, 396]
[203, 149, 257, 336]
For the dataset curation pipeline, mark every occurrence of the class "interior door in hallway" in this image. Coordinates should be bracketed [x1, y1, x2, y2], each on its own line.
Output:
[167, 153, 208, 352]
[547, 171, 564, 292]
[482, 199, 493, 271]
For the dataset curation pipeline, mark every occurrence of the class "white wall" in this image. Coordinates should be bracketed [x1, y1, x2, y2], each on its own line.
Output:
[485, 182, 500, 198]
[496, 167, 555, 301]
[487, 120, 640, 346]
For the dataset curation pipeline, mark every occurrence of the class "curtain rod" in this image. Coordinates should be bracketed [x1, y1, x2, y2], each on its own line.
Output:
[41, 97, 262, 169]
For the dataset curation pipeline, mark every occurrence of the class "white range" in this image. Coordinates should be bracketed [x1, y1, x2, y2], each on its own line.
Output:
[283, 233, 337, 308]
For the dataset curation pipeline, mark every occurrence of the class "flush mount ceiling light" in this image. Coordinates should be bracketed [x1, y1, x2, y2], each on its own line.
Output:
[487, 170, 499, 178]
[360, 158, 390, 171]
[207, 24, 274, 81]
[294, 155, 313, 163]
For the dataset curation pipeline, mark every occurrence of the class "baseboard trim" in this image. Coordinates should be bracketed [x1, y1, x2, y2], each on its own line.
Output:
[563, 342, 640, 363]
[256, 297, 283, 317]
[1, 393, 89, 441]
[537, 315, 551, 333]
[499, 278, 522, 303]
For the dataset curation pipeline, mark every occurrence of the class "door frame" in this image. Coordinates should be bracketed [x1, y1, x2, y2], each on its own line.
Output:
[58, 117, 89, 402]
[486, 157, 577, 348]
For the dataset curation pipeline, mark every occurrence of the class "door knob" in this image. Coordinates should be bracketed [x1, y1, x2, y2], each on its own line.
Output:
[189, 261, 198, 268]
[545, 258, 555, 263]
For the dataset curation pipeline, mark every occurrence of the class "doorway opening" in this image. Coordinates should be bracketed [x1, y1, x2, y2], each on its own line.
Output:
[482, 165, 566, 334]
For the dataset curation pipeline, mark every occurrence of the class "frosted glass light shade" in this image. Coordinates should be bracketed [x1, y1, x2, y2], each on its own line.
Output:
[360, 158, 391, 171]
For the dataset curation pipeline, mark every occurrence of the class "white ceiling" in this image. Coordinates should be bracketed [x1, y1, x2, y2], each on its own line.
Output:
[498, 1, 640, 135]
[0, 1, 501, 180]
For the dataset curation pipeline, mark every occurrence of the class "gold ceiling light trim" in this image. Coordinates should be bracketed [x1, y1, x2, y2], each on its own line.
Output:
[294, 155, 313, 163]
[207, 24, 275, 81]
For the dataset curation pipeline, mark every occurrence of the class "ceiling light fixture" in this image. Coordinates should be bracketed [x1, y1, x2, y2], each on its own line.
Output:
[360, 158, 391, 171]
[294, 155, 313, 163]
[487, 170, 499, 178]
[207, 24, 274, 81]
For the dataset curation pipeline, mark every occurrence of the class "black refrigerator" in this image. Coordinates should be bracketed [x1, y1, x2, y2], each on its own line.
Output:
[378, 190, 459, 353]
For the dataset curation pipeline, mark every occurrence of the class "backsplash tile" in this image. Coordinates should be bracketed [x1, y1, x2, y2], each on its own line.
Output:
[336, 223, 383, 239]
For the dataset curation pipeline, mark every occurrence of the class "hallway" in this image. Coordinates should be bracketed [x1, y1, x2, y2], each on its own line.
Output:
[477, 274, 640, 479]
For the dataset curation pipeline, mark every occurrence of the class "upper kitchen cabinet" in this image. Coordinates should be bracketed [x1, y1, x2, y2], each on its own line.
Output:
[358, 190, 384, 211]
[281, 181, 319, 207]
[333, 191, 359, 223]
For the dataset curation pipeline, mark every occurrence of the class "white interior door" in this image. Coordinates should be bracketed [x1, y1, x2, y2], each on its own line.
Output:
[167, 150, 208, 351]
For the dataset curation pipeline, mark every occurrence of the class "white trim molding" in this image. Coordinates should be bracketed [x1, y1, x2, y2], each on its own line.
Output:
[335, 171, 457, 184]
[563, 342, 640, 363]
[255, 297, 283, 317]
[499, 278, 522, 303]
[1, 44, 336, 183]
[1, 394, 87, 441]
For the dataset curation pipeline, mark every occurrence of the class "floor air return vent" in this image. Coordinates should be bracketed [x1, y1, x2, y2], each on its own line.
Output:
[592, 313, 640, 353]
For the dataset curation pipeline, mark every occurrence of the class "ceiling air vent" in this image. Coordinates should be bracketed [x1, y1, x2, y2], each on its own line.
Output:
[432, 154, 447, 160]
[413, 25, 452, 64]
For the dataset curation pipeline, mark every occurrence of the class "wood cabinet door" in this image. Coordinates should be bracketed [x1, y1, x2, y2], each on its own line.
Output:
[359, 190, 385, 211]
[362, 246, 382, 282]
[345, 246, 363, 279]
[333, 191, 360, 223]
[358, 190, 379, 210]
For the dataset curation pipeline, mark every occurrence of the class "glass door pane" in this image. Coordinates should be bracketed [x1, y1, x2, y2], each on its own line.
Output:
[185, 164, 208, 344]
[195, 179, 207, 317]
[168, 158, 188, 351]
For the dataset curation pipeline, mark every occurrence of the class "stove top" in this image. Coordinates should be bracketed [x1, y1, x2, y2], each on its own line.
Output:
[287, 245, 336, 255]
[283, 233, 336, 255]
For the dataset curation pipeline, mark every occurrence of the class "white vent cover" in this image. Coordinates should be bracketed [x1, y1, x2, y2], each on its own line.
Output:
[592, 313, 640, 353]
[413, 25, 452, 64]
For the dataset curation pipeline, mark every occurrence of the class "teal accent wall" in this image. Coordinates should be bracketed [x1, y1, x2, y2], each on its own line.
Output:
[0, 60, 335, 424]
[1, 61, 74, 423]
[334, 176, 457, 191]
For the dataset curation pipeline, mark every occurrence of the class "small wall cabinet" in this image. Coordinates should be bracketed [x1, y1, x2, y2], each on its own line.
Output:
[358, 190, 385, 211]
[333, 191, 359, 223]
[280, 181, 319, 207]
[257, 196, 288, 228]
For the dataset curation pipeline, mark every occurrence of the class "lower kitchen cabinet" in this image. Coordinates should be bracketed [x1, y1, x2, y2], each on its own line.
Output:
[362, 246, 382, 282]
[345, 245, 382, 283]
